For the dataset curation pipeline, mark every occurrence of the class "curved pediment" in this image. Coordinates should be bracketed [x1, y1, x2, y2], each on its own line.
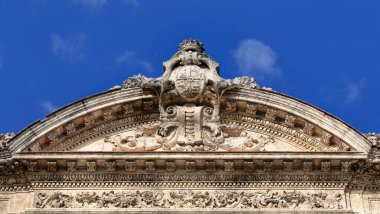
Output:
[4, 40, 371, 159]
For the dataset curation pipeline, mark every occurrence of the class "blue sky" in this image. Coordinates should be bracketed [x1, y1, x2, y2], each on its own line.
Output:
[0, 0, 379, 133]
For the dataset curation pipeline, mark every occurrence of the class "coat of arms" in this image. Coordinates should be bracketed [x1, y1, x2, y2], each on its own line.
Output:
[174, 65, 205, 100]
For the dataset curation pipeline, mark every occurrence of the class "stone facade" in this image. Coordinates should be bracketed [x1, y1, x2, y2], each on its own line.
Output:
[0, 40, 379, 213]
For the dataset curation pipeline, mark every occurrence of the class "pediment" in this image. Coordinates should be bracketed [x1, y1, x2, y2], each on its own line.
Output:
[10, 90, 369, 155]
[4, 40, 371, 159]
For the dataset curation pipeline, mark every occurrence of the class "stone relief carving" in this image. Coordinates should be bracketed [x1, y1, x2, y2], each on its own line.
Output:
[107, 40, 261, 152]
[365, 132, 380, 146]
[35, 190, 343, 210]
[221, 112, 351, 152]
[123, 74, 147, 89]
[0, 133, 15, 151]
[24, 172, 351, 184]
[104, 127, 274, 152]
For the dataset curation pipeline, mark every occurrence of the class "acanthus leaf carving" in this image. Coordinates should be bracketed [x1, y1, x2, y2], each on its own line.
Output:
[0, 133, 15, 151]
[35, 190, 343, 210]
[107, 40, 262, 152]
[122, 74, 147, 89]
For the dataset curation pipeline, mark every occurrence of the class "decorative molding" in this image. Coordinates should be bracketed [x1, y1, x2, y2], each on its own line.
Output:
[0, 133, 15, 151]
[106, 161, 116, 172]
[303, 122, 314, 136]
[365, 133, 380, 146]
[221, 112, 351, 152]
[224, 161, 234, 172]
[321, 131, 332, 146]
[284, 161, 293, 172]
[28, 113, 160, 152]
[46, 162, 57, 172]
[87, 161, 96, 172]
[35, 190, 344, 210]
[67, 161, 76, 172]
[20, 172, 352, 183]
[265, 108, 277, 122]
[166, 161, 176, 172]
[243, 161, 254, 172]
[28, 161, 38, 172]
[303, 161, 313, 172]
[125, 161, 135, 172]
[28, 181, 347, 190]
[264, 161, 273, 172]
[186, 161, 196, 172]
[321, 161, 331, 172]
[123, 103, 134, 115]
[284, 115, 296, 128]
[225, 101, 237, 112]
[205, 161, 216, 172]
[145, 161, 155, 172]
[246, 103, 257, 115]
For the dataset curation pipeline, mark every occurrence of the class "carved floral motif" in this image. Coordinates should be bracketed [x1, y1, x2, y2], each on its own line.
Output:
[284, 115, 296, 128]
[246, 104, 257, 115]
[111, 40, 261, 152]
[65, 123, 76, 135]
[365, 132, 380, 146]
[233, 76, 259, 89]
[35, 190, 343, 210]
[123, 74, 147, 89]
[0, 133, 15, 151]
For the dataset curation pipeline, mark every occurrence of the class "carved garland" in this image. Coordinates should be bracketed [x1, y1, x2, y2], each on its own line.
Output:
[35, 190, 344, 210]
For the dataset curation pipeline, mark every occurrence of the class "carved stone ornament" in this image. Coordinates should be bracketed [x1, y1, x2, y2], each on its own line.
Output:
[123, 74, 147, 89]
[35, 190, 343, 210]
[365, 132, 380, 146]
[105, 40, 261, 152]
[1, 39, 378, 214]
[0, 133, 15, 151]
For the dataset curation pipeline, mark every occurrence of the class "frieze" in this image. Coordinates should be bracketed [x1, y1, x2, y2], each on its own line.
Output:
[35, 190, 344, 209]
[29, 181, 348, 189]
[24, 173, 352, 183]
[0, 160, 374, 190]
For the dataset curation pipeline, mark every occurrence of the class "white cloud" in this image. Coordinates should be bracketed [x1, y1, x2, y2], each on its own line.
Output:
[115, 51, 136, 64]
[345, 78, 366, 104]
[233, 39, 280, 78]
[115, 51, 154, 73]
[51, 33, 86, 61]
[138, 60, 154, 73]
[41, 101, 58, 114]
[72, 0, 108, 10]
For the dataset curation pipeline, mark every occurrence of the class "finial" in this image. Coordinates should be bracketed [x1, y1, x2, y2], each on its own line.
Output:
[179, 39, 204, 52]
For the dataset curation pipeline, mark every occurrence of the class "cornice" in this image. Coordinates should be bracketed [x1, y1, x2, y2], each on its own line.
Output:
[225, 89, 372, 152]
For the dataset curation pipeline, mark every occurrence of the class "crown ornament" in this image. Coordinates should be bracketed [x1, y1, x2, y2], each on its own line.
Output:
[179, 39, 205, 52]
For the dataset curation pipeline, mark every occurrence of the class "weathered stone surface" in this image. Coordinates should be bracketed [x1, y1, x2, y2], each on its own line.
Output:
[0, 40, 378, 214]
[0, 133, 15, 151]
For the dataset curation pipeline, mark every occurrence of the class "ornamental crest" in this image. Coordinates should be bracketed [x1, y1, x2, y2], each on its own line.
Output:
[175, 65, 206, 100]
